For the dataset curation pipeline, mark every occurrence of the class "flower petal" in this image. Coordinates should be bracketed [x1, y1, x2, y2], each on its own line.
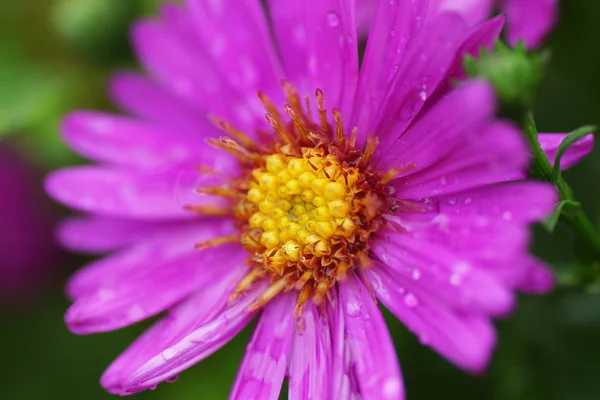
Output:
[351, 0, 429, 139]
[45, 164, 231, 220]
[372, 232, 515, 316]
[288, 302, 332, 400]
[130, 16, 241, 122]
[58, 217, 185, 254]
[505, 0, 557, 48]
[365, 265, 496, 373]
[66, 219, 235, 299]
[229, 293, 296, 400]
[60, 112, 216, 171]
[378, 80, 495, 173]
[101, 265, 244, 395]
[435, 181, 558, 223]
[65, 243, 246, 334]
[394, 120, 529, 198]
[268, 0, 359, 117]
[356, 11, 468, 146]
[188, 0, 283, 101]
[427, 15, 504, 103]
[340, 274, 405, 400]
[433, 0, 494, 27]
[539, 132, 594, 170]
[123, 285, 263, 393]
[108, 71, 212, 135]
[329, 289, 360, 400]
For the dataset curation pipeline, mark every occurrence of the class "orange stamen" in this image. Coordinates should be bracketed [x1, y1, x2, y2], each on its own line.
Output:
[184, 204, 231, 216]
[194, 234, 240, 250]
[247, 278, 289, 311]
[315, 88, 329, 134]
[208, 115, 258, 149]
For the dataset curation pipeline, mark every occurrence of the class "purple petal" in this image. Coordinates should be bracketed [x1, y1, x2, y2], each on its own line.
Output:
[229, 293, 296, 400]
[329, 288, 360, 400]
[45, 164, 231, 220]
[396, 212, 530, 263]
[513, 256, 555, 294]
[58, 217, 188, 254]
[101, 265, 240, 395]
[288, 303, 332, 400]
[432, 0, 495, 27]
[60, 112, 216, 171]
[355, 0, 377, 37]
[130, 17, 241, 122]
[378, 80, 496, 174]
[365, 265, 496, 373]
[539, 132, 594, 170]
[505, 0, 558, 48]
[435, 181, 558, 223]
[394, 120, 529, 198]
[350, 0, 429, 141]
[108, 71, 213, 135]
[339, 274, 405, 400]
[66, 219, 235, 299]
[187, 0, 283, 102]
[357, 11, 468, 147]
[268, 0, 358, 117]
[65, 243, 246, 334]
[122, 285, 264, 393]
[371, 232, 515, 316]
[427, 16, 504, 104]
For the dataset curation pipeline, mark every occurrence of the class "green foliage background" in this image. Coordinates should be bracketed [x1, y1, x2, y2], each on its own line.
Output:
[1, 1, 599, 399]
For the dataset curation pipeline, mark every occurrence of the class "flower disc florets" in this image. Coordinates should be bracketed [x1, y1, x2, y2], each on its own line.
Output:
[194, 83, 399, 315]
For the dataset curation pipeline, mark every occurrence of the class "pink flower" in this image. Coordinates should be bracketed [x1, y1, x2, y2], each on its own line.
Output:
[357, 0, 558, 48]
[47, 1, 590, 398]
[0, 145, 61, 306]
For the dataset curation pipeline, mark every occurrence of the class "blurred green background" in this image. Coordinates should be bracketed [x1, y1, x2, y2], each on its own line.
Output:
[1, 1, 599, 399]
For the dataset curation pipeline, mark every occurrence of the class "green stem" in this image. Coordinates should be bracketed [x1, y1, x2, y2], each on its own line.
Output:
[523, 114, 600, 257]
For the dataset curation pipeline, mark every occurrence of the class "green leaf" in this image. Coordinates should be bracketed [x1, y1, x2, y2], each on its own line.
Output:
[551, 125, 596, 182]
[543, 199, 581, 232]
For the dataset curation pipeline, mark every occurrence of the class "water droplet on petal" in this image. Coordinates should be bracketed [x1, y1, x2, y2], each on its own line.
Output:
[418, 333, 430, 345]
[161, 348, 177, 360]
[464, 197, 472, 205]
[502, 211, 513, 221]
[440, 176, 447, 185]
[404, 293, 419, 307]
[448, 197, 457, 205]
[327, 12, 340, 27]
[412, 269, 421, 280]
[450, 274, 462, 286]
[166, 375, 179, 383]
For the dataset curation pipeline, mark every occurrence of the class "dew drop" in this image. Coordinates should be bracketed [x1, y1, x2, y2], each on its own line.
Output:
[464, 197, 472, 205]
[450, 274, 462, 286]
[502, 211, 513, 221]
[390, 30, 396, 37]
[327, 12, 340, 27]
[166, 375, 179, 383]
[161, 348, 177, 360]
[440, 176, 447, 185]
[418, 333, 430, 345]
[404, 293, 419, 307]
[412, 269, 421, 280]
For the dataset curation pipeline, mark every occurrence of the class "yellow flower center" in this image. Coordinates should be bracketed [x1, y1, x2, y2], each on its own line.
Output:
[188, 82, 412, 317]
[246, 149, 360, 269]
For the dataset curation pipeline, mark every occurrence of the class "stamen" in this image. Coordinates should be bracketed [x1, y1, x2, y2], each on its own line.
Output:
[196, 187, 240, 198]
[284, 103, 309, 141]
[207, 137, 258, 163]
[257, 91, 283, 127]
[282, 80, 303, 118]
[362, 136, 379, 164]
[265, 113, 296, 148]
[332, 109, 344, 143]
[208, 115, 258, 149]
[195, 234, 241, 250]
[247, 278, 289, 311]
[315, 88, 329, 134]
[184, 205, 231, 216]
[381, 162, 417, 184]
